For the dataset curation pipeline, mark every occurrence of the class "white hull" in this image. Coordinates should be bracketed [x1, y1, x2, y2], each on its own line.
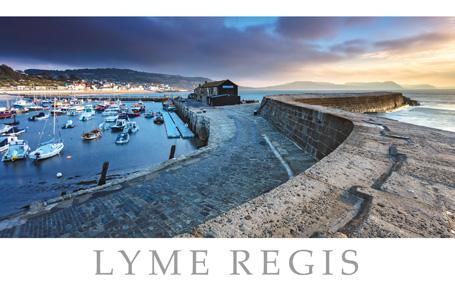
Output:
[29, 142, 64, 160]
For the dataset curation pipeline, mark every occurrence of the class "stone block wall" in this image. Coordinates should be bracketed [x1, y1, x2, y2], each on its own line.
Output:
[174, 100, 210, 143]
[259, 97, 354, 160]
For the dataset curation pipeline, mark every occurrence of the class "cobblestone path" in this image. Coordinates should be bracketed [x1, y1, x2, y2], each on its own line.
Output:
[0, 104, 316, 237]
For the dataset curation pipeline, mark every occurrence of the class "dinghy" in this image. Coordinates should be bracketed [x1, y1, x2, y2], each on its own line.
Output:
[2, 139, 30, 162]
[153, 115, 164, 124]
[115, 132, 130, 144]
[62, 120, 75, 129]
[81, 128, 102, 141]
[0, 135, 18, 152]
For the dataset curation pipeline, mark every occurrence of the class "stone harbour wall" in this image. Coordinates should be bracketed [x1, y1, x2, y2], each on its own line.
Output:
[187, 92, 455, 238]
[259, 97, 354, 161]
[174, 100, 210, 143]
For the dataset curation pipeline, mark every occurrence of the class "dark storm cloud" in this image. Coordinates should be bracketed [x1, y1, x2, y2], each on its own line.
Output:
[0, 17, 349, 78]
[275, 17, 373, 40]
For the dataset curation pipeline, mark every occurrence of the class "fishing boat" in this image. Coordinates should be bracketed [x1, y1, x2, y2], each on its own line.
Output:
[2, 139, 30, 162]
[0, 136, 18, 152]
[153, 115, 164, 124]
[104, 115, 118, 122]
[62, 120, 75, 129]
[115, 132, 130, 144]
[111, 118, 127, 132]
[1, 126, 25, 136]
[29, 102, 64, 161]
[28, 112, 49, 121]
[144, 111, 154, 119]
[124, 121, 139, 134]
[81, 128, 102, 141]
[132, 102, 146, 112]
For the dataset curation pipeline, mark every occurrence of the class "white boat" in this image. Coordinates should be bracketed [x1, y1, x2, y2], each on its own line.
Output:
[62, 120, 75, 129]
[29, 140, 64, 161]
[124, 121, 139, 134]
[102, 108, 119, 116]
[29, 102, 64, 161]
[115, 132, 130, 144]
[111, 118, 127, 132]
[1, 126, 25, 136]
[83, 105, 96, 116]
[0, 135, 18, 152]
[79, 105, 96, 121]
[0, 125, 13, 135]
[67, 107, 78, 116]
[2, 139, 30, 162]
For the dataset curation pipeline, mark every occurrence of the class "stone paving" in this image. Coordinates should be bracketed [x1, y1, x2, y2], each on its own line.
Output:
[0, 104, 316, 237]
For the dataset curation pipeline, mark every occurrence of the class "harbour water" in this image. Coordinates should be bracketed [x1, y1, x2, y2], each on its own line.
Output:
[0, 99, 196, 217]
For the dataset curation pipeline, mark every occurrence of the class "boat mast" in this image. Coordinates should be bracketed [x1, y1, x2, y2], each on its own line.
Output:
[53, 97, 56, 136]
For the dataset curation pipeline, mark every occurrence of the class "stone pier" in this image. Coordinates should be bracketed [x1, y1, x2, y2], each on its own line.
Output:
[0, 92, 454, 238]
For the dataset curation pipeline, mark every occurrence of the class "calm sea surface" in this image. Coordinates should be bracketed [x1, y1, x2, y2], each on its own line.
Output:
[0, 97, 195, 217]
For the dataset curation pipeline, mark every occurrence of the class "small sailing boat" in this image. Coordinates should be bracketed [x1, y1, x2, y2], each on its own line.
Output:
[62, 120, 75, 129]
[0, 135, 18, 152]
[2, 139, 30, 162]
[81, 128, 102, 141]
[29, 100, 64, 161]
[124, 121, 139, 134]
[115, 132, 130, 144]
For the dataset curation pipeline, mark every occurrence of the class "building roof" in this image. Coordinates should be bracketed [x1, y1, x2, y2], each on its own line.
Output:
[200, 79, 236, 88]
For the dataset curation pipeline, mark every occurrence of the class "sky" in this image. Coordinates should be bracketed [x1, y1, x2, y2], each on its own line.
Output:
[0, 17, 454, 87]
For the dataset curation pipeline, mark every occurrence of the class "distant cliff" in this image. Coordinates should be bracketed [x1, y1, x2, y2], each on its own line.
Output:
[0, 64, 64, 87]
[25, 68, 211, 89]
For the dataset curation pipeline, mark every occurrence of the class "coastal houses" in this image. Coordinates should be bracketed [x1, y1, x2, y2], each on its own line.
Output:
[192, 79, 240, 106]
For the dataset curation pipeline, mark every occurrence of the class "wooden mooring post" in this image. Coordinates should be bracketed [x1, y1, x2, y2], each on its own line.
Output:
[169, 145, 176, 159]
[98, 161, 110, 186]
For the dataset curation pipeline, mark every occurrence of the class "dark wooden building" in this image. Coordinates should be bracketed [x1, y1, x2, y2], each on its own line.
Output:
[193, 79, 240, 106]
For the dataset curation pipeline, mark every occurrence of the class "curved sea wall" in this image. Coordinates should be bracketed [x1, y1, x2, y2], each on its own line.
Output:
[189, 92, 455, 238]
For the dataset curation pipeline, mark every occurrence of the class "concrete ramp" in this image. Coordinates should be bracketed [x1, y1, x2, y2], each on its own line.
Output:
[162, 112, 180, 138]
[169, 112, 195, 139]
